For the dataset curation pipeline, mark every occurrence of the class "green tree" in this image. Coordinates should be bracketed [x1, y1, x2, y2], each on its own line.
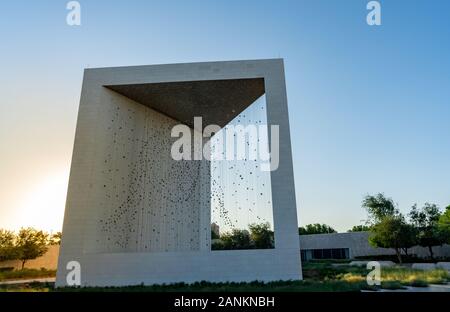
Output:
[211, 230, 220, 240]
[15, 228, 49, 269]
[438, 205, 450, 244]
[369, 215, 410, 263]
[49, 232, 62, 245]
[362, 194, 417, 260]
[0, 229, 17, 261]
[347, 225, 371, 232]
[362, 193, 398, 223]
[298, 224, 337, 235]
[409, 203, 445, 259]
[219, 229, 252, 250]
[249, 222, 274, 249]
[398, 223, 418, 257]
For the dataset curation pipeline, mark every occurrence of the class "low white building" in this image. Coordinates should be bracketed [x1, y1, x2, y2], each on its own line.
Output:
[299, 232, 450, 261]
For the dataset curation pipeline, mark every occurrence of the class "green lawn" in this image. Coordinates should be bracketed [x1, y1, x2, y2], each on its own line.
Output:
[0, 262, 448, 292]
[0, 280, 368, 292]
[301, 261, 449, 289]
[0, 268, 56, 282]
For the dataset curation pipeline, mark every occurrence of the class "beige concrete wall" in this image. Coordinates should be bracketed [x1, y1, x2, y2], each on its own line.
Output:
[0, 245, 60, 270]
[83, 91, 210, 254]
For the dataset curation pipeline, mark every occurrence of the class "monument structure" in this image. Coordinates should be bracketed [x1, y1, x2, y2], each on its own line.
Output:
[56, 59, 301, 286]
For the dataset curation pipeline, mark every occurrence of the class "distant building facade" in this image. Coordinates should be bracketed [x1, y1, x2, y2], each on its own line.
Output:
[300, 232, 450, 261]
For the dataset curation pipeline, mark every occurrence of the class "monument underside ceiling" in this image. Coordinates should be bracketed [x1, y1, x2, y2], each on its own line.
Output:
[105, 78, 265, 128]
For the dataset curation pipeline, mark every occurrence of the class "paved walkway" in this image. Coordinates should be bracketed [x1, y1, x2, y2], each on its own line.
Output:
[362, 283, 450, 292]
[380, 284, 450, 292]
[0, 277, 55, 285]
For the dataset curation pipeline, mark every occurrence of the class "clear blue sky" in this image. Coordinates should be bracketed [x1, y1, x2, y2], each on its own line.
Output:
[1, 0, 449, 232]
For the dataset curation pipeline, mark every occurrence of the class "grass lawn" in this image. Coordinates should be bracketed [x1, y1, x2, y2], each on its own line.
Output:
[0, 268, 56, 282]
[0, 261, 448, 292]
[306, 261, 448, 281]
[302, 261, 449, 289]
[0, 282, 53, 292]
[0, 280, 368, 292]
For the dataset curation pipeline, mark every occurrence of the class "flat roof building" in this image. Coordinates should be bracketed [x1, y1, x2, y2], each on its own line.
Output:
[300, 232, 450, 261]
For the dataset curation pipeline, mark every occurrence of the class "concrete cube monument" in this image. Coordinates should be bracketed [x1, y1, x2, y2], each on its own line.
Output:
[56, 59, 301, 287]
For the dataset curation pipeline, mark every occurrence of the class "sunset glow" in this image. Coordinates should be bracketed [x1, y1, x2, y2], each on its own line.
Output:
[12, 170, 69, 233]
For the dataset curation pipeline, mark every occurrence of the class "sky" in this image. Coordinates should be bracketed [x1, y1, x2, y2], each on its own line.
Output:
[0, 0, 449, 233]
[211, 96, 275, 232]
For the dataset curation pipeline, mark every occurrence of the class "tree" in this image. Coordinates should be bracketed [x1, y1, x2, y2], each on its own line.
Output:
[49, 232, 62, 245]
[0, 229, 17, 261]
[211, 230, 220, 240]
[409, 203, 445, 259]
[219, 229, 252, 250]
[298, 224, 337, 235]
[347, 225, 371, 232]
[212, 223, 275, 250]
[362, 193, 419, 260]
[398, 223, 417, 257]
[369, 215, 410, 263]
[249, 222, 274, 249]
[15, 228, 49, 269]
[438, 205, 450, 244]
[362, 193, 398, 223]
